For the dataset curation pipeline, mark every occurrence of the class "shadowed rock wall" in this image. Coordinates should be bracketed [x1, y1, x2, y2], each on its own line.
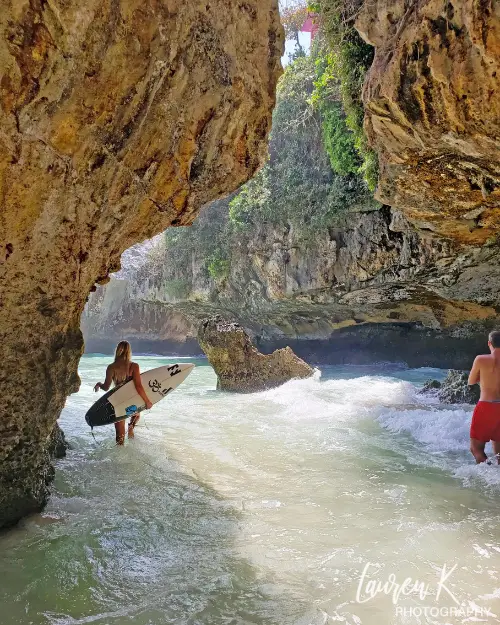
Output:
[0, 0, 283, 528]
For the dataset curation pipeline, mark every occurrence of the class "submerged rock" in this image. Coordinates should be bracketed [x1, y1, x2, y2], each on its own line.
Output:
[421, 370, 480, 404]
[421, 379, 442, 393]
[47, 424, 70, 460]
[198, 316, 314, 392]
[438, 370, 480, 404]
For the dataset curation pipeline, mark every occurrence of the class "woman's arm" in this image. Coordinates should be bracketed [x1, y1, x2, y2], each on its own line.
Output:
[132, 363, 153, 409]
[94, 365, 113, 392]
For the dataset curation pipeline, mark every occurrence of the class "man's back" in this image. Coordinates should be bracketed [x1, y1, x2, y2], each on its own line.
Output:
[469, 354, 500, 401]
[468, 332, 500, 463]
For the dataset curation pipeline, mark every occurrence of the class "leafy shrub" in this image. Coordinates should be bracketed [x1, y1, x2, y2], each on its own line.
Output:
[207, 252, 230, 281]
[320, 101, 359, 176]
[229, 169, 272, 229]
[309, 0, 379, 189]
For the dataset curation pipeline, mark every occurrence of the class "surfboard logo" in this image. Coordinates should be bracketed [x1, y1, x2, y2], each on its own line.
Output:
[125, 405, 138, 414]
[149, 379, 162, 393]
[168, 364, 181, 377]
[148, 379, 173, 397]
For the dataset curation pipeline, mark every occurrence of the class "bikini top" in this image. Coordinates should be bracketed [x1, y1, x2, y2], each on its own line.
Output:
[112, 363, 134, 387]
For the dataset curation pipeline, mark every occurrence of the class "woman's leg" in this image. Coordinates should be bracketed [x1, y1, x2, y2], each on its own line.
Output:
[128, 413, 140, 438]
[114, 421, 126, 445]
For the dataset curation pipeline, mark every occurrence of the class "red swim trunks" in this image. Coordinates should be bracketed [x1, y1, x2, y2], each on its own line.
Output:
[470, 401, 500, 442]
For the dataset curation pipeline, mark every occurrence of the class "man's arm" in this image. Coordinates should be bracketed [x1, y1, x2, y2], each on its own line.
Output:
[468, 357, 481, 385]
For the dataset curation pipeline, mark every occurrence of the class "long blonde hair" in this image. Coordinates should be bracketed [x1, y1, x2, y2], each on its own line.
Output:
[114, 340, 132, 362]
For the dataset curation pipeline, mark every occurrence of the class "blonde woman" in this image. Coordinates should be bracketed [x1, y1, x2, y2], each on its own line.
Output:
[93, 341, 152, 445]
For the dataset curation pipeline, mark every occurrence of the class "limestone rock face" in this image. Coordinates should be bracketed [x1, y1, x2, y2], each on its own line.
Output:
[356, 0, 500, 244]
[0, 0, 283, 528]
[83, 205, 500, 360]
[198, 316, 314, 392]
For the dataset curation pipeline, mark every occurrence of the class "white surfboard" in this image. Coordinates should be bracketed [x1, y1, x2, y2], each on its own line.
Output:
[86, 363, 195, 427]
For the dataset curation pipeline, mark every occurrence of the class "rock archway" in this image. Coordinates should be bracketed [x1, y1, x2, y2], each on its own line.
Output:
[0, 0, 283, 528]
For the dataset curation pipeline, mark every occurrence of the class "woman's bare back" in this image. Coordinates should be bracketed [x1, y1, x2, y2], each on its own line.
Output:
[110, 360, 136, 386]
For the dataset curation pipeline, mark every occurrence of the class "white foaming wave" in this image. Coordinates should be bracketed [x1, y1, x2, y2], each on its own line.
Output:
[453, 462, 500, 486]
[377, 406, 472, 453]
[237, 374, 422, 427]
[323, 376, 419, 408]
[377, 405, 500, 487]
[260, 374, 418, 409]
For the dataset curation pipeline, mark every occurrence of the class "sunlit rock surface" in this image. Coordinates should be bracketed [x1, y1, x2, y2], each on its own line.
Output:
[357, 0, 500, 243]
[0, 0, 283, 528]
[198, 315, 314, 392]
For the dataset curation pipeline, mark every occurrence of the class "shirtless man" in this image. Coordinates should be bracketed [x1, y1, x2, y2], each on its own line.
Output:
[468, 331, 500, 463]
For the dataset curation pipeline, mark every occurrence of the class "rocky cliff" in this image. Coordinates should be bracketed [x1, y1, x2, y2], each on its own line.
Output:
[83, 6, 500, 371]
[82, 202, 500, 367]
[0, 0, 283, 528]
[356, 0, 500, 243]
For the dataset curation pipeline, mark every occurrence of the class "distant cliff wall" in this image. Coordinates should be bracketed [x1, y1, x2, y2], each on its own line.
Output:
[82, 202, 500, 367]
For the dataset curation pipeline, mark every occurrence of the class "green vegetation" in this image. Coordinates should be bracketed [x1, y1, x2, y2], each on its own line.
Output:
[207, 251, 230, 281]
[159, 11, 379, 296]
[161, 198, 231, 297]
[310, 0, 378, 188]
[229, 53, 375, 232]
